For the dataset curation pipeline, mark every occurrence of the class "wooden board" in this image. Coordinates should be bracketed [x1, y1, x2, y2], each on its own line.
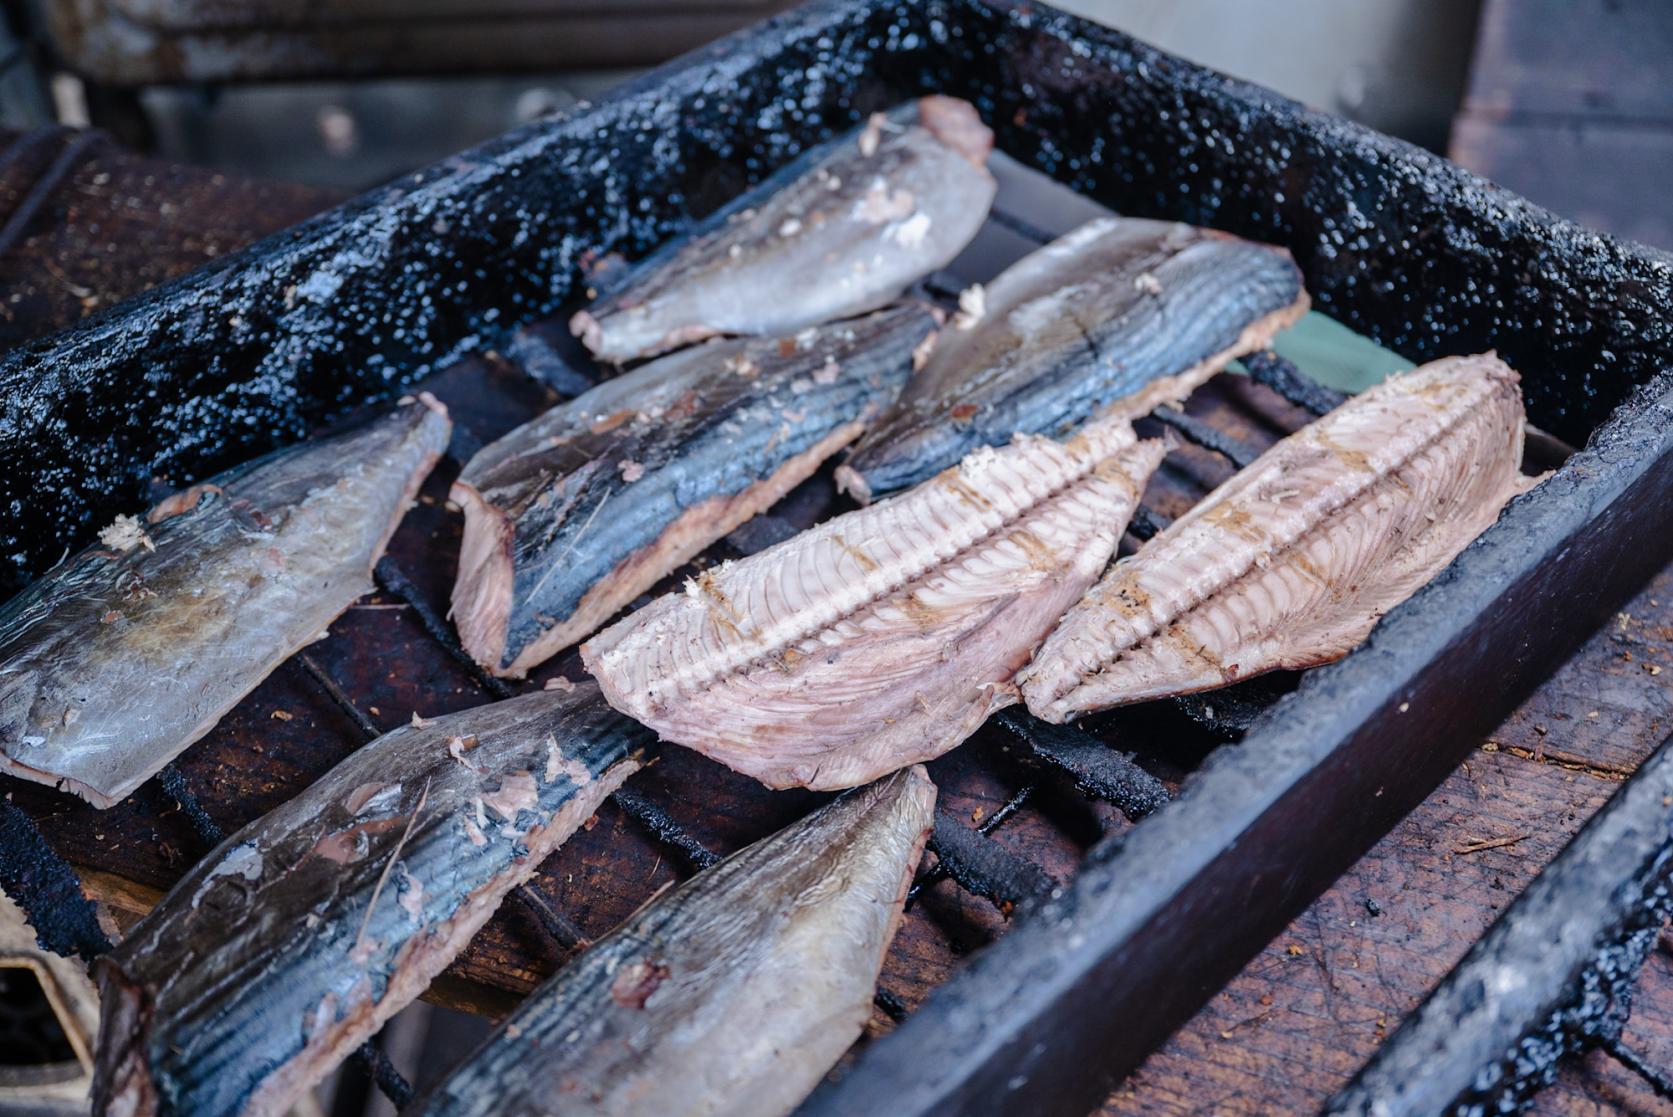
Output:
[0, 128, 335, 352]
[1102, 565, 1673, 1115]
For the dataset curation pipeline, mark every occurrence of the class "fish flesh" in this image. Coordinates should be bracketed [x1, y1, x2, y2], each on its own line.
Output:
[1022, 354, 1538, 721]
[836, 215, 1309, 502]
[0, 396, 451, 808]
[406, 764, 935, 1117]
[92, 683, 649, 1117]
[452, 305, 936, 677]
[571, 96, 995, 363]
[582, 415, 1163, 790]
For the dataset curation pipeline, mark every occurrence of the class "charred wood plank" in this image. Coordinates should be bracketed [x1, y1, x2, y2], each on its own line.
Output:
[1150, 405, 1261, 470]
[991, 709, 1170, 821]
[1242, 350, 1345, 417]
[928, 808, 1056, 909]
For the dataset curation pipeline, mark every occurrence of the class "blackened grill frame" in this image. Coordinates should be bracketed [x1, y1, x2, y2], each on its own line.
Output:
[1, 1, 1671, 1113]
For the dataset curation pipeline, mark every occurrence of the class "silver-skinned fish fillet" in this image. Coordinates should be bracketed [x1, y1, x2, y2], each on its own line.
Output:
[93, 683, 650, 1117]
[1022, 354, 1539, 721]
[0, 396, 451, 808]
[836, 215, 1309, 502]
[406, 765, 935, 1117]
[570, 96, 995, 363]
[452, 305, 935, 678]
[582, 416, 1163, 790]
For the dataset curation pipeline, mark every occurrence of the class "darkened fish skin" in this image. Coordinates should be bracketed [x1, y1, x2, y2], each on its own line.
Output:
[406, 765, 935, 1117]
[1022, 354, 1538, 720]
[570, 96, 994, 363]
[452, 305, 935, 677]
[582, 415, 1162, 791]
[0, 396, 451, 808]
[93, 683, 650, 1117]
[837, 216, 1309, 502]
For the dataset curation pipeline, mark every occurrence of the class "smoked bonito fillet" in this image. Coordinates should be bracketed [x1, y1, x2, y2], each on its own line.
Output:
[582, 415, 1163, 790]
[570, 96, 995, 363]
[452, 305, 936, 678]
[93, 684, 650, 1117]
[0, 396, 450, 808]
[1022, 354, 1540, 721]
[836, 215, 1308, 502]
[407, 766, 936, 1117]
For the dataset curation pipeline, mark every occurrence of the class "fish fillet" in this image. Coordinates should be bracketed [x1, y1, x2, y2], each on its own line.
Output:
[452, 305, 935, 677]
[407, 765, 936, 1117]
[1022, 354, 1539, 721]
[0, 396, 451, 808]
[92, 683, 649, 1117]
[582, 416, 1163, 790]
[837, 215, 1308, 501]
[571, 96, 995, 363]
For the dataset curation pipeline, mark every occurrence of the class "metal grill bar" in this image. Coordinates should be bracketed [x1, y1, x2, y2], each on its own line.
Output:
[374, 557, 515, 701]
[0, 130, 102, 261]
[1603, 1037, 1673, 1104]
[512, 886, 590, 953]
[987, 206, 1060, 247]
[294, 650, 383, 739]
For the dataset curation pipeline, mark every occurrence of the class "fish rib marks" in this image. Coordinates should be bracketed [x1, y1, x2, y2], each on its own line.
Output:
[583, 416, 1162, 789]
[1023, 354, 1536, 720]
[591, 419, 1138, 698]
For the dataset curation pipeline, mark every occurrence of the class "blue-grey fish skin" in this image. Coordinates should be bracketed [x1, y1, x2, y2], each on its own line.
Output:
[452, 304, 936, 677]
[406, 765, 936, 1117]
[0, 396, 451, 807]
[92, 683, 651, 1117]
[837, 217, 1309, 502]
[570, 96, 993, 363]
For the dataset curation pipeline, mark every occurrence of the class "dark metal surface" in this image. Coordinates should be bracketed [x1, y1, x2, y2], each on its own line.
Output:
[1324, 725, 1673, 1116]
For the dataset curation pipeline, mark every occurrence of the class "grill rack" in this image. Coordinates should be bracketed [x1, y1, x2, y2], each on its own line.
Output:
[1, 1, 1672, 1112]
[0, 190, 1325, 1106]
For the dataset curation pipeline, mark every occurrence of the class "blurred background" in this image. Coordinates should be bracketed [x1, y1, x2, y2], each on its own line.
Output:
[1, 1, 1667, 1114]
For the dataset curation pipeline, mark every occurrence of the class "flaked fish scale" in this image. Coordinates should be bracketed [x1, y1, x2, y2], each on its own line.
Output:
[1023, 354, 1538, 720]
[451, 305, 934, 677]
[407, 766, 936, 1117]
[0, 396, 451, 808]
[837, 215, 1308, 501]
[92, 683, 649, 1117]
[583, 416, 1162, 789]
[570, 96, 994, 363]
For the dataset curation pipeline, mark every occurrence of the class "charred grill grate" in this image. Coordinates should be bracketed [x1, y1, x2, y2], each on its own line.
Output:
[1, 1, 1672, 1113]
